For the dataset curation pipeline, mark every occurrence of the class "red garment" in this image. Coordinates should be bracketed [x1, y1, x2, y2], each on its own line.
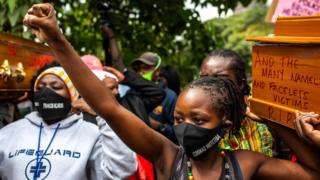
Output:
[291, 154, 297, 162]
[128, 154, 155, 180]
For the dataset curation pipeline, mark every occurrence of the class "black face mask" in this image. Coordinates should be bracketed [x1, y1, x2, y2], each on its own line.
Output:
[33, 87, 71, 122]
[174, 123, 224, 159]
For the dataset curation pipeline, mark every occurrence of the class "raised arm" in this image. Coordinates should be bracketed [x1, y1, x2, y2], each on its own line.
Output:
[122, 70, 165, 112]
[23, 3, 176, 163]
[102, 26, 126, 71]
[103, 66, 165, 113]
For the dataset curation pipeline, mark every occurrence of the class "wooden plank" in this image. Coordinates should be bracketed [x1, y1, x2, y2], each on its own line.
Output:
[248, 15, 320, 44]
[275, 15, 320, 37]
[251, 45, 320, 128]
[247, 36, 320, 44]
[250, 98, 295, 128]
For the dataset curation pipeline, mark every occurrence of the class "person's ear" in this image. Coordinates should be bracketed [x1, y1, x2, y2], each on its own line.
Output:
[222, 117, 233, 133]
[239, 79, 247, 92]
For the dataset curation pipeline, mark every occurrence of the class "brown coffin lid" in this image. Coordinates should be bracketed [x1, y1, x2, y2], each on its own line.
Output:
[247, 15, 320, 44]
[0, 32, 51, 52]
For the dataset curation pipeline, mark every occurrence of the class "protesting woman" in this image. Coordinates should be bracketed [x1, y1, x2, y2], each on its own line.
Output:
[23, 4, 320, 179]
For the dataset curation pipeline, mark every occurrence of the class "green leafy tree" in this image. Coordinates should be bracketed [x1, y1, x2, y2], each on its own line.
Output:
[205, 3, 273, 78]
[0, 0, 265, 85]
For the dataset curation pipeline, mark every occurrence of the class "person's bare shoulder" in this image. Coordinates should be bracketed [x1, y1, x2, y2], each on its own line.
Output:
[233, 150, 268, 180]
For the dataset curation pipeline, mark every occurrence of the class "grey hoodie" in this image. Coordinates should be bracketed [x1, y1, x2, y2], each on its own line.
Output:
[0, 112, 137, 180]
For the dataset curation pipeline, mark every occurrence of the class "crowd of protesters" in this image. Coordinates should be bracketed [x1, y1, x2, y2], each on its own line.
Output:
[0, 3, 320, 180]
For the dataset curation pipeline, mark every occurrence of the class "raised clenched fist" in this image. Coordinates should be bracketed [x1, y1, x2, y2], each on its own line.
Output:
[23, 3, 62, 43]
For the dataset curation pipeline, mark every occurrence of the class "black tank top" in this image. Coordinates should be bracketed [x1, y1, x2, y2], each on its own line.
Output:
[170, 147, 243, 180]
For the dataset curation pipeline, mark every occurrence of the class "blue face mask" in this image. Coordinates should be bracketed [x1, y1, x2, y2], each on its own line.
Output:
[174, 122, 224, 159]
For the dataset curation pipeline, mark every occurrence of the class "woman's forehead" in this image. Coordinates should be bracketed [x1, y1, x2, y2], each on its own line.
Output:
[38, 74, 65, 84]
[176, 88, 214, 111]
[175, 88, 221, 123]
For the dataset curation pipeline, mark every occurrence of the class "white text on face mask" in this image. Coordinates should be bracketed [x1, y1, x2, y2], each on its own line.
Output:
[43, 103, 64, 109]
[192, 134, 221, 157]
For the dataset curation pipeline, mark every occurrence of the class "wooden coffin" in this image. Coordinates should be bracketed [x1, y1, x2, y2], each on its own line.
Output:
[247, 15, 320, 129]
[0, 32, 54, 100]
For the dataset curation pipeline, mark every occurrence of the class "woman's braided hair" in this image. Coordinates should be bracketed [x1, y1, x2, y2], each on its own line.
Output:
[186, 76, 245, 134]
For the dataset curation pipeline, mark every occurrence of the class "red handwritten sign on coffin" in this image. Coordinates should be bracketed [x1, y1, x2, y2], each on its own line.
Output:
[250, 45, 320, 128]
[248, 15, 320, 129]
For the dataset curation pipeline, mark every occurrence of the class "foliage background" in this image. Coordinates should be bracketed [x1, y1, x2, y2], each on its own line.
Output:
[0, 0, 270, 85]
[205, 3, 273, 78]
